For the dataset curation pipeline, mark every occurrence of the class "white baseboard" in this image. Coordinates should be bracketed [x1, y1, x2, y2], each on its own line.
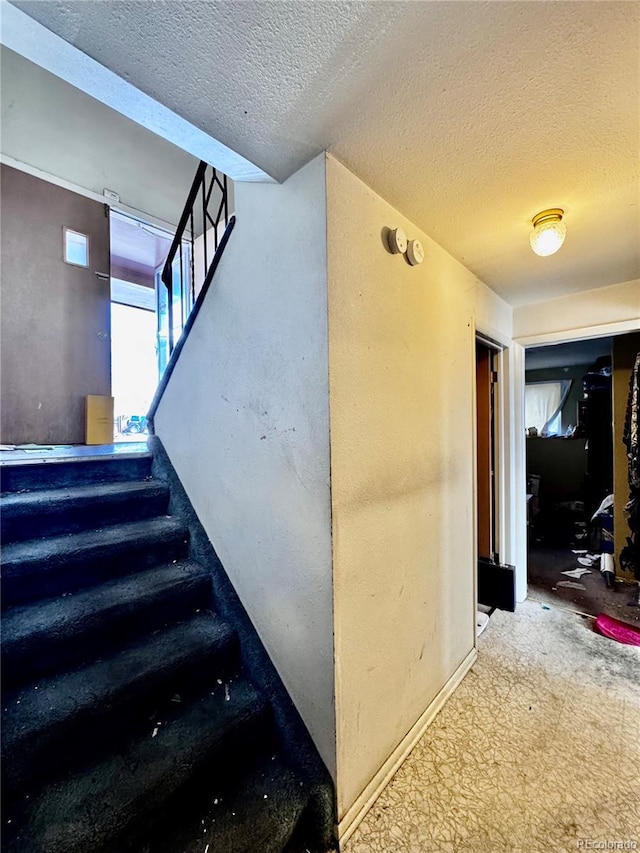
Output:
[337, 646, 478, 847]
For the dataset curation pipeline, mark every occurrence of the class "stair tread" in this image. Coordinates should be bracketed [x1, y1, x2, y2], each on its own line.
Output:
[1, 478, 166, 507]
[1, 480, 171, 544]
[2, 516, 186, 567]
[2, 613, 236, 783]
[151, 751, 310, 853]
[4, 679, 270, 853]
[2, 559, 209, 654]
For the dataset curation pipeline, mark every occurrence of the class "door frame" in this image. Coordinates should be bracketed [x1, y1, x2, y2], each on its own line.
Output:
[472, 319, 528, 620]
[476, 339, 498, 562]
[474, 318, 640, 619]
[514, 320, 639, 603]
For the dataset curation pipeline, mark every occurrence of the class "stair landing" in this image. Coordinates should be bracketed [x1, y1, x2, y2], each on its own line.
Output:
[0, 442, 149, 466]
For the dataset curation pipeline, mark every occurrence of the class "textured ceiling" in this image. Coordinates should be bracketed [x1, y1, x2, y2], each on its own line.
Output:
[9, 0, 640, 306]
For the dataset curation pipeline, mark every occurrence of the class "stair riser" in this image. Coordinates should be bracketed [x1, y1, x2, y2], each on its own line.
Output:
[2, 573, 212, 689]
[0, 456, 152, 494]
[3, 629, 239, 792]
[2, 532, 189, 608]
[1, 488, 170, 544]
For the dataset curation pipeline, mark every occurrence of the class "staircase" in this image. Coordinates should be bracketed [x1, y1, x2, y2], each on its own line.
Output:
[1, 449, 334, 853]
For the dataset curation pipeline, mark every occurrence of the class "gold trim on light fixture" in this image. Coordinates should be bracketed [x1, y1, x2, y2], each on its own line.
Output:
[531, 208, 564, 228]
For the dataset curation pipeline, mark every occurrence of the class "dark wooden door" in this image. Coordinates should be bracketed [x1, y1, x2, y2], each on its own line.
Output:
[476, 342, 493, 560]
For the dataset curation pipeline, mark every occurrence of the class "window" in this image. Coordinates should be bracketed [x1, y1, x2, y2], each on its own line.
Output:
[525, 380, 572, 436]
[63, 228, 89, 267]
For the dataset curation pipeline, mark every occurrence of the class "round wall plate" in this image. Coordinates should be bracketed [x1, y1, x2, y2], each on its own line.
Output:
[388, 227, 407, 254]
[407, 239, 424, 266]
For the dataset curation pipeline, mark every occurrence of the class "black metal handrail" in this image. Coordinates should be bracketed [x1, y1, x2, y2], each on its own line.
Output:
[147, 161, 234, 430]
[162, 160, 229, 353]
[147, 215, 236, 430]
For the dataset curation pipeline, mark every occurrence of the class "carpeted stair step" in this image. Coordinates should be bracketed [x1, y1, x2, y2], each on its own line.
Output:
[149, 751, 313, 853]
[1, 517, 189, 607]
[2, 560, 211, 687]
[0, 446, 336, 852]
[3, 679, 271, 853]
[2, 612, 237, 791]
[0, 454, 152, 494]
[1, 480, 170, 543]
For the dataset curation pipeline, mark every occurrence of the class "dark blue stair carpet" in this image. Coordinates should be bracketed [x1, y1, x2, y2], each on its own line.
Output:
[2, 678, 271, 853]
[1, 445, 335, 852]
[2, 612, 237, 790]
[1, 479, 170, 542]
[2, 517, 189, 606]
[2, 560, 210, 686]
[0, 454, 152, 493]
[148, 751, 312, 853]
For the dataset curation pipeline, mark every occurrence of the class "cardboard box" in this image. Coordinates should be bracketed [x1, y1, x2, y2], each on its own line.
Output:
[85, 395, 114, 445]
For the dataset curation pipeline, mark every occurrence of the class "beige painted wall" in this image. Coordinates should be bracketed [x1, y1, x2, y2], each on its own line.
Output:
[612, 332, 640, 579]
[325, 155, 513, 822]
[513, 279, 640, 344]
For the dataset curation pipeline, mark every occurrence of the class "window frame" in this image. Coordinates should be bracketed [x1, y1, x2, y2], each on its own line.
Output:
[63, 227, 90, 269]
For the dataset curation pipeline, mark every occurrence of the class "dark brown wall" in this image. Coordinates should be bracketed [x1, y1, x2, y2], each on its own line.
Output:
[1, 165, 111, 444]
[526, 436, 588, 504]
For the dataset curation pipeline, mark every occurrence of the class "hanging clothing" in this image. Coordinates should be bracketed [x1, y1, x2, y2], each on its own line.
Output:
[621, 352, 640, 580]
[623, 353, 640, 489]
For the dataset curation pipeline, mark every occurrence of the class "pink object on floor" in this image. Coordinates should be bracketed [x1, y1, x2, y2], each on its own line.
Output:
[595, 613, 640, 647]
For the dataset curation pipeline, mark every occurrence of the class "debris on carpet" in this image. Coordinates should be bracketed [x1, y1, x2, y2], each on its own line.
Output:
[561, 568, 592, 579]
[557, 581, 588, 591]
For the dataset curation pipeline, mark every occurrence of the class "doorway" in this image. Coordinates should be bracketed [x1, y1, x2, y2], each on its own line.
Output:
[109, 211, 192, 440]
[523, 335, 639, 621]
[109, 211, 172, 439]
[475, 337, 516, 614]
[110, 297, 157, 441]
[476, 341, 497, 562]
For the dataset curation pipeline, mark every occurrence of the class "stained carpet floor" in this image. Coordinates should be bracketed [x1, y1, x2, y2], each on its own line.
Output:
[528, 545, 640, 623]
[345, 599, 640, 853]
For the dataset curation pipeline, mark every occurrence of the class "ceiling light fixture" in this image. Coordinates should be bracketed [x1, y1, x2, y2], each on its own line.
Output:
[529, 208, 566, 257]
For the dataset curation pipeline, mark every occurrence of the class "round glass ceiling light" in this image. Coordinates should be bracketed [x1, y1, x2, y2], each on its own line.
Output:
[529, 208, 566, 257]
